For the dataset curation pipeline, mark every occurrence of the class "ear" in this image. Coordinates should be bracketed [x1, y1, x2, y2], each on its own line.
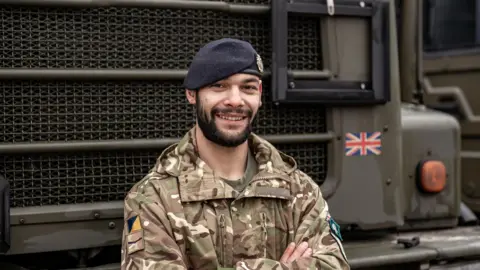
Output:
[185, 89, 196, 104]
[258, 81, 263, 107]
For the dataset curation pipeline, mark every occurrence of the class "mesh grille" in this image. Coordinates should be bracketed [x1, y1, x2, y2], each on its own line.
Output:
[0, 81, 325, 142]
[0, 6, 321, 70]
[1, 80, 327, 207]
[2, 151, 158, 208]
[0, 4, 327, 207]
[1, 143, 326, 208]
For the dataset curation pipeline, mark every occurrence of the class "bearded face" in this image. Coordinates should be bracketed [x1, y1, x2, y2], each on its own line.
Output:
[187, 73, 262, 147]
[196, 94, 254, 147]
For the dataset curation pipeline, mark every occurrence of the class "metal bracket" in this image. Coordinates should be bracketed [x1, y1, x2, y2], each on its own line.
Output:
[397, 236, 420, 249]
[327, 0, 335, 15]
[271, 0, 391, 105]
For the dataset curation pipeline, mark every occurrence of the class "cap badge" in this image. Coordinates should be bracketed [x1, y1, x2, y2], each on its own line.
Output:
[256, 54, 264, 73]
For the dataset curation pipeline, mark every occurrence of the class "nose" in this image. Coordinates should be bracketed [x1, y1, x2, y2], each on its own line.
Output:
[224, 87, 244, 107]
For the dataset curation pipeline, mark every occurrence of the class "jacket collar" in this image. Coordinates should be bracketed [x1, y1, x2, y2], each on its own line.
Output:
[153, 127, 297, 202]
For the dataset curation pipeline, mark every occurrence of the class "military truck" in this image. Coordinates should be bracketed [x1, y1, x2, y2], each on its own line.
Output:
[0, 0, 480, 269]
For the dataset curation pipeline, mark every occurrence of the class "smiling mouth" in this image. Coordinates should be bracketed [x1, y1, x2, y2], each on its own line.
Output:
[216, 113, 247, 121]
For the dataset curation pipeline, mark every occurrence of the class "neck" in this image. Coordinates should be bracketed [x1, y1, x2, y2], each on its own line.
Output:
[195, 125, 249, 180]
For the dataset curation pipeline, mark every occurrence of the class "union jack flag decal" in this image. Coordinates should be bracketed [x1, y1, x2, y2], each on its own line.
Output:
[345, 132, 382, 156]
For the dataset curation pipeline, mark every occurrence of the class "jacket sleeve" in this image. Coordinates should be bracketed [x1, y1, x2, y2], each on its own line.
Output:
[121, 186, 188, 270]
[235, 173, 350, 270]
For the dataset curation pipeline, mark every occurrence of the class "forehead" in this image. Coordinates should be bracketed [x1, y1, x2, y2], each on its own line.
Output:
[217, 73, 261, 84]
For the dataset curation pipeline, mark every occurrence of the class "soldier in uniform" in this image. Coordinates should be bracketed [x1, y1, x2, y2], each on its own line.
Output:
[121, 38, 350, 270]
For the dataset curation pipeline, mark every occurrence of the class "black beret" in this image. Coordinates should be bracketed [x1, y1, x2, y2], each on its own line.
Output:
[183, 38, 264, 90]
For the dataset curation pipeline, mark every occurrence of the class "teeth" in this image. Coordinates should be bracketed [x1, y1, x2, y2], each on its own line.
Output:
[218, 115, 243, 121]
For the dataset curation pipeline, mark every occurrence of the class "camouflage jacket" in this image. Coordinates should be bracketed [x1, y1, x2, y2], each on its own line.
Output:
[121, 128, 350, 270]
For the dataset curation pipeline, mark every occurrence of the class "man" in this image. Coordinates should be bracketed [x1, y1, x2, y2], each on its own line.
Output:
[121, 38, 350, 270]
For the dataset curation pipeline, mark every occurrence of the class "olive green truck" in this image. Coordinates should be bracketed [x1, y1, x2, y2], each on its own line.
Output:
[1, 0, 480, 269]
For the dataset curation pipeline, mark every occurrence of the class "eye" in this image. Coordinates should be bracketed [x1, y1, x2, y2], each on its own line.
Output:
[242, 85, 258, 92]
[209, 83, 226, 90]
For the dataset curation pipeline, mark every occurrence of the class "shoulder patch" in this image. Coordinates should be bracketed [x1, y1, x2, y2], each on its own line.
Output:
[127, 229, 145, 255]
[326, 214, 342, 241]
[326, 213, 348, 262]
[127, 215, 142, 233]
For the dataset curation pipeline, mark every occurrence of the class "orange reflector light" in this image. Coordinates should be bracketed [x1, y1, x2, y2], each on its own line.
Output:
[418, 160, 446, 193]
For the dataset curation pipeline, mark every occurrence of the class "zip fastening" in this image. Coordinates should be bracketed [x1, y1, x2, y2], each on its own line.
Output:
[219, 214, 226, 267]
[251, 171, 292, 182]
[247, 173, 292, 187]
[234, 172, 292, 203]
[260, 212, 267, 258]
[235, 172, 292, 199]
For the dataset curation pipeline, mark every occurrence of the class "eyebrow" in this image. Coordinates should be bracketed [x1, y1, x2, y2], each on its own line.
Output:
[213, 78, 260, 85]
[241, 78, 260, 84]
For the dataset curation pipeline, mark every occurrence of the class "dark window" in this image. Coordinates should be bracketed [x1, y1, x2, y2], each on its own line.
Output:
[423, 0, 480, 52]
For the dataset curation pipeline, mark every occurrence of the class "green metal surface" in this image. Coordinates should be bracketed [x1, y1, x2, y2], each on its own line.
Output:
[345, 226, 480, 269]
[0, 133, 333, 154]
[420, 0, 480, 215]
[7, 220, 122, 255]
[327, 0, 405, 230]
[400, 104, 461, 230]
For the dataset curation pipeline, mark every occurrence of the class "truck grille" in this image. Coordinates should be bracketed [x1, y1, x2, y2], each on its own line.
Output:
[1, 5, 320, 70]
[0, 3, 327, 208]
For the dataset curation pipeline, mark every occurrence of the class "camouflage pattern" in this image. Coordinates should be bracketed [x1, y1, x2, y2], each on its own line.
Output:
[121, 127, 350, 270]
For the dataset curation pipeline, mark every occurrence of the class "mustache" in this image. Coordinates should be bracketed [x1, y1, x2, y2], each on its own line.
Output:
[211, 107, 253, 117]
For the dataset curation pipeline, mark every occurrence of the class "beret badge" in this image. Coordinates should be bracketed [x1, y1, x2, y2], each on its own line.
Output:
[256, 54, 264, 73]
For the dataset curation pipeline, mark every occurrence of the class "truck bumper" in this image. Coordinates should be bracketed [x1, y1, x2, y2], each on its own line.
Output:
[345, 226, 480, 269]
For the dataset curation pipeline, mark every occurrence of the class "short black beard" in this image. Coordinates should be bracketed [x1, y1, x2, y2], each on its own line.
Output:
[195, 94, 253, 148]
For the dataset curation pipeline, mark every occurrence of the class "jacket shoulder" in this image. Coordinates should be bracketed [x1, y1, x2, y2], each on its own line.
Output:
[288, 168, 324, 199]
[125, 171, 179, 208]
